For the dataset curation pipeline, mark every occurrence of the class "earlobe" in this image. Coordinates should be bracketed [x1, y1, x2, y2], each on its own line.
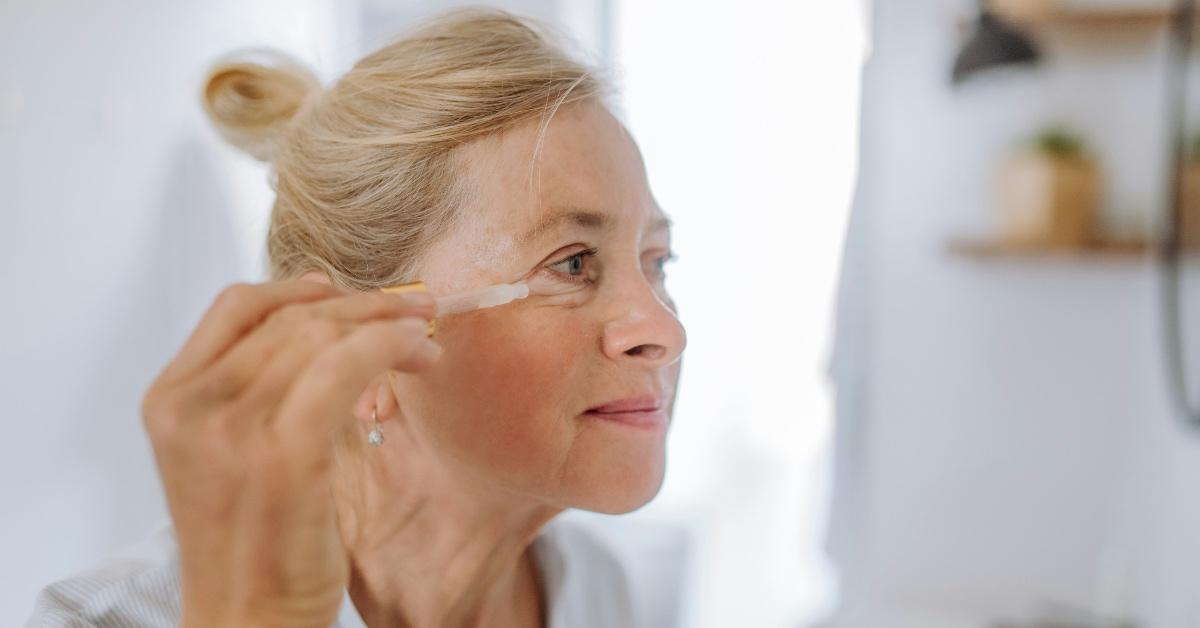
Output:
[353, 374, 399, 424]
[375, 374, 400, 423]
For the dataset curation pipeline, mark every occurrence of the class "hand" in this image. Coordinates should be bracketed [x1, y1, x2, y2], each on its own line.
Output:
[139, 279, 441, 627]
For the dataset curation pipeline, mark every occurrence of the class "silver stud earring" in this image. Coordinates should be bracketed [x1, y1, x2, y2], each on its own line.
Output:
[368, 407, 384, 447]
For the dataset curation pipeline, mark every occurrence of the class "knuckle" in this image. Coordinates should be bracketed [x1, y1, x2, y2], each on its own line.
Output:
[298, 318, 342, 346]
[367, 291, 430, 317]
[139, 385, 163, 424]
[388, 319, 429, 351]
[267, 301, 310, 328]
[367, 291, 401, 315]
[141, 387, 187, 436]
[365, 319, 432, 367]
[347, 291, 394, 320]
[213, 282, 257, 311]
[144, 408, 189, 451]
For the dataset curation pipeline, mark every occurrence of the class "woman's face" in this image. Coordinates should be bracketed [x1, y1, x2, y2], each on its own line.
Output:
[390, 98, 685, 514]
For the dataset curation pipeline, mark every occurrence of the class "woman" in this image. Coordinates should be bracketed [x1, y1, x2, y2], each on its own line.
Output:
[26, 7, 686, 628]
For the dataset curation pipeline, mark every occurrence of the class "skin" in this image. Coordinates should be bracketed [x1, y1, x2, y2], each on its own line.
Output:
[323, 98, 687, 627]
[143, 97, 684, 628]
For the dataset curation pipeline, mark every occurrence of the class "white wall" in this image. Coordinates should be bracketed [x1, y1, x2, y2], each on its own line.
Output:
[612, 2, 866, 626]
[826, 1, 1200, 626]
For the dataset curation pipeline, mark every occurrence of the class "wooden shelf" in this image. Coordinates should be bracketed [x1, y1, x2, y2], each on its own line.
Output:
[998, 7, 1177, 28]
[1047, 8, 1170, 24]
[947, 237, 1154, 258]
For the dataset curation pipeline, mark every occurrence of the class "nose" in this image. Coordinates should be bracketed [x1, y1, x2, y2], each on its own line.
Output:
[600, 276, 687, 369]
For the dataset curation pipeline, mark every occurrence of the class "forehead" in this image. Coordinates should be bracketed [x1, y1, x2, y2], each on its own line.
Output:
[464, 100, 661, 239]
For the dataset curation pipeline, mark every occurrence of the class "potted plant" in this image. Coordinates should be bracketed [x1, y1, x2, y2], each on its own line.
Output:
[1177, 133, 1200, 250]
[998, 126, 1100, 247]
[986, 0, 1059, 22]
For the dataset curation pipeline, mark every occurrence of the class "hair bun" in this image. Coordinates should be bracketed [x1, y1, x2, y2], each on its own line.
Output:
[201, 48, 320, 162]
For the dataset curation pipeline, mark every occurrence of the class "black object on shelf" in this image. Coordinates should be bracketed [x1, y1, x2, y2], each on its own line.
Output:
[952, 8, 1040, 85]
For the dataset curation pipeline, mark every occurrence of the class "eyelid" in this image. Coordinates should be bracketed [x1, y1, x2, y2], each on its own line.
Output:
[529, 245, 675, 291]
[532, 246, 598, 291]
[645, 249, 677, 266]
[648, 252, 677, 280]
[542, 246, 595, 269]
[552, 244, 596, 261]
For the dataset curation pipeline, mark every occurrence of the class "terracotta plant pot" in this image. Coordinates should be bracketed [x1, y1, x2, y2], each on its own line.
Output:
[986, 0, 1060, 21]
[998, 152, 1100, 246]
[1179, 161, 1200, 250]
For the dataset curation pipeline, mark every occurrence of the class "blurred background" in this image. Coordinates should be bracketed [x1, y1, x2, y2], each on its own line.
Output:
[4, 0, 1200, 627]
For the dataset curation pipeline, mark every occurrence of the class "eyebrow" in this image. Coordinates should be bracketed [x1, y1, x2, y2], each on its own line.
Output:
[517, 208, 609, 244]
[516, 207, 672, 244]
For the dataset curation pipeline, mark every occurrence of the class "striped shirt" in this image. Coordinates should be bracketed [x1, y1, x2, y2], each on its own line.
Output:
[24, 513, 688, 627]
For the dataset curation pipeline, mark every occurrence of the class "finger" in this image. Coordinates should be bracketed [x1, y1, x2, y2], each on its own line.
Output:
[190, 290, 436, 403]
[225, 317, 436, 442]
[315, 290, 435, 321]
[270, 318, 442, 470]
[214, 317, 355, 442]
[158, 280, 346, 386]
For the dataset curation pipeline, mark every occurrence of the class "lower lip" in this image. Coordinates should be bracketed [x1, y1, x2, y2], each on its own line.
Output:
[582, 409, 667, 430]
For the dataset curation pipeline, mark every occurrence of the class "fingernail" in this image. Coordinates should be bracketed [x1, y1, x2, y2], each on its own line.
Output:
[404, 292, 435, 308]
[417, 339, 443, 363]
[396, 318, 428, 335]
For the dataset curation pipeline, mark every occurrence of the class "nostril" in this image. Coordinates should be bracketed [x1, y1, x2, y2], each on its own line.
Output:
[625, 344, 665, 360]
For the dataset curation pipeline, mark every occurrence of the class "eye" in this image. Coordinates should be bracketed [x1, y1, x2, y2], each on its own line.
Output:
[657, 253, 676, 274]
[648, 251, 678, 280]
[546, 247, 598, 282]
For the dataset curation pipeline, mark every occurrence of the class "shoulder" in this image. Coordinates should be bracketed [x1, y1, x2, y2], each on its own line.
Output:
[24, 518, 183, 628]
[536, 511, 695, 628]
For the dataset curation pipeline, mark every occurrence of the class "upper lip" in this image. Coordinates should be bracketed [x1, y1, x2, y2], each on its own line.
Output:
[586, 394, 664, 414]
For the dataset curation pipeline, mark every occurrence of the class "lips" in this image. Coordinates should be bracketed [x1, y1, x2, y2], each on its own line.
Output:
[583, 394, 667, 429]
[587, 395, 662, 413]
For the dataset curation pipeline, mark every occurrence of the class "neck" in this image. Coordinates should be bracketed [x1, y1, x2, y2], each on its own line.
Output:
[331, 439, 562, 628]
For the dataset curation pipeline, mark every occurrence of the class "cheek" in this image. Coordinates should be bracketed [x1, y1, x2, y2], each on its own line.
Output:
[665, 359, 682, 413]
[399, 308, 595, 485]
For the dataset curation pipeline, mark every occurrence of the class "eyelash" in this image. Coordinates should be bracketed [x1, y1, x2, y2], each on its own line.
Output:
[547, 247, 599, 284]
[545, 248, 677, 284]
[652, 252, 678, 276]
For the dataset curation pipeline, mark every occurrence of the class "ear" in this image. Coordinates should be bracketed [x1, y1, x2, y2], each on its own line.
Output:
[300, 270, 332, 285]
[309, 269, 386, 423]
[352, 372, 400, 425]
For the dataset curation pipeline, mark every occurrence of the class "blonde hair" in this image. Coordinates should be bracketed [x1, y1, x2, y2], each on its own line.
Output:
[201, 8, 607, 290]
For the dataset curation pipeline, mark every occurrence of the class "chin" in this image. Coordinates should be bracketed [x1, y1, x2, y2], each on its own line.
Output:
[568, 453, 667, 515]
